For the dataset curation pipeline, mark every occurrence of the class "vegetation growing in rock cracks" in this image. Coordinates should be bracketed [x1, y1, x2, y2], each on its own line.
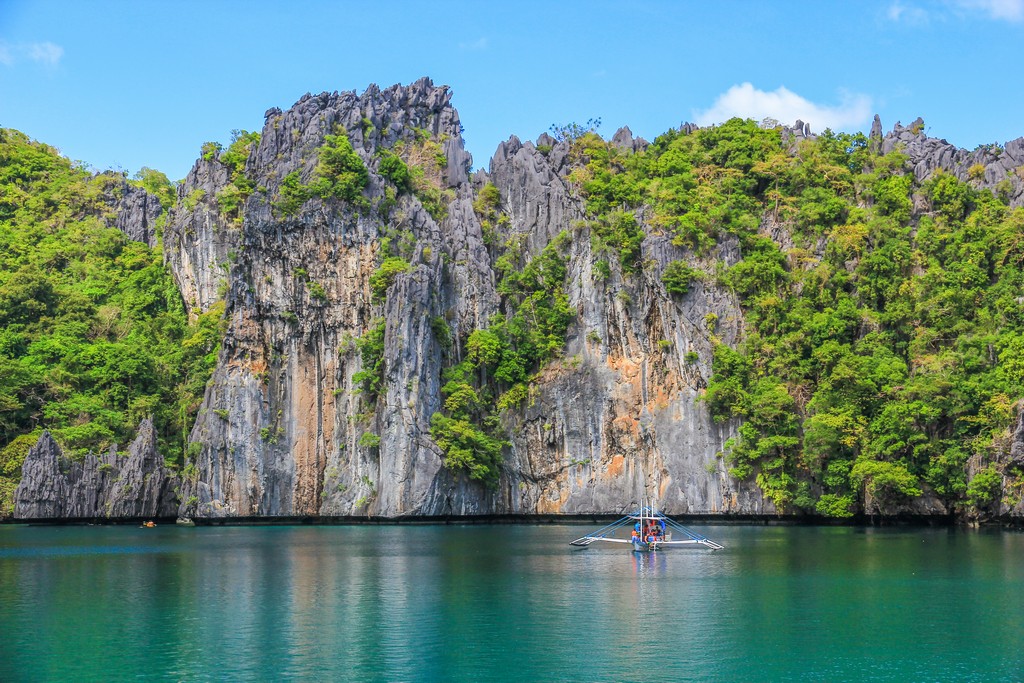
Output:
[429, 221, 574, 486]
[273, 129, 369, 216]
[212, 129, 260, 223]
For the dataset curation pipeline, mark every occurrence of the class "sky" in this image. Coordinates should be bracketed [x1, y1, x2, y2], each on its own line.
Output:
[2, 0, 1023, 181]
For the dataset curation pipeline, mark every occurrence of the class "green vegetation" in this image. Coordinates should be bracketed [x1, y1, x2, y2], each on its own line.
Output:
[369, 257, 411, 301]
[3, 108, 1020, 520]
[358, 431, 381, 448]
[352, 318, 386, 402]
[307, 281, 327, 302]
[966, 465, 1002, 509]
[430, 231, 574, 485]
[212, 130, 260, 223]
[662, 260, 700, 295]
[130, 167, 175, 210]
[390, 128, 454, 223]
[307, 132, 369, 204]
[274, 129, 369, 216]
[0, 128, 223, 513]
[377, 149, 411, 192]
[275, 171, 307, 216]
[472, 182, 507, 246]
[556, 117, 1023, 517]
[430, 316, 452, 351]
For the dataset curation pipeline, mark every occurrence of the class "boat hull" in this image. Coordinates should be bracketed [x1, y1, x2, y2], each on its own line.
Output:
[632, 540, 663, 552]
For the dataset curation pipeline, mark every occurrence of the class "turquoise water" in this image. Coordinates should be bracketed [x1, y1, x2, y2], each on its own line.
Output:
[1, 524, 1022, 682]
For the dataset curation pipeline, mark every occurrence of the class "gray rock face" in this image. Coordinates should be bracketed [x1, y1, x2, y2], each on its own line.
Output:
[107, 419, 180, 517]
[610, 126, 649, 153]
[1010, 409, 1024, 468]
[114, 182, 164, 248]
[164, 157, 236, 316]
[880, 117, 1024, 207]
[13, 433, 68, 518]
[482, 137, 763, 516]
[177, 79, 476, 518]
[999, 409, 1024, 518]
[869, 114, 884, 155]
[85, 174, 164, 248]
[169, 79, 771, 519]
[13, 419, 179, 519]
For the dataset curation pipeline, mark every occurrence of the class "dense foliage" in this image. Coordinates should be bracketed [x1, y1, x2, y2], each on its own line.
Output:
[0, 129, 222, 513]
[567, 118, 1024, 516]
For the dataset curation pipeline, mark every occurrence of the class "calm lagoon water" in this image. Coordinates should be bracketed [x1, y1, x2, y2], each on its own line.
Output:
[1, 523, 1022, 682]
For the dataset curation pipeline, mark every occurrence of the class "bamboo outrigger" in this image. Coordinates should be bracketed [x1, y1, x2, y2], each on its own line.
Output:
[569, 504, 723, 551]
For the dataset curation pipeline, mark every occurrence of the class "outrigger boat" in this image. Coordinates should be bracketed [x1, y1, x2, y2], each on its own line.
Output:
[569, 504, 723, 551]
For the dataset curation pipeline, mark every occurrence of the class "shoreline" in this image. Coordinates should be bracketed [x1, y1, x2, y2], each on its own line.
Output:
[2, 512, 1020, 529]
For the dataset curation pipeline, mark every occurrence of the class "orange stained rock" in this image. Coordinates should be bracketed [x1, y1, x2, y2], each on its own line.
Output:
[611, 414, 641, 438]
[291, 347, 335, 515]
[536, 480, 570, 513]
[606, 454, 625, 478]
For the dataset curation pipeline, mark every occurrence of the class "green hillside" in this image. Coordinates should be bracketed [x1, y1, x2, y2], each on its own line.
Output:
[569, 120, 1024, 516]
[0, 129, 221, 514]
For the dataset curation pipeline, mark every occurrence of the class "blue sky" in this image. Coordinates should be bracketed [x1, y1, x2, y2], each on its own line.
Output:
[2, 0, 1023, 181]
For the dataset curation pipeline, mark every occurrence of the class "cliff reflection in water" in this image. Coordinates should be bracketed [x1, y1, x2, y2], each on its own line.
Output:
[1, 524, 1022, 682]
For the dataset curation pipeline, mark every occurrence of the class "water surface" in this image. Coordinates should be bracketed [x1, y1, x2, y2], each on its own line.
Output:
[1, 524, 1021, 681]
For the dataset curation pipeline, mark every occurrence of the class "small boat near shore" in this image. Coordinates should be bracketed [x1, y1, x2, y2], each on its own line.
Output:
[569, 505, 723, 551]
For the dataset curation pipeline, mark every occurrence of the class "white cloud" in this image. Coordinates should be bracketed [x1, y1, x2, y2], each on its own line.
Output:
[891, 0, 1024, 23]
[458, 37, 487, 50]
[887, 2, 930, 24]
[951, 0, 1024, 21]
[694, 83, 873, 132]
[0, 41, 64, 67]
[28, 42, 63, 66]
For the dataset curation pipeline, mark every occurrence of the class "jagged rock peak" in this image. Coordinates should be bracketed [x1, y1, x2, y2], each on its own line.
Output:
[611, 126, 649, 153]
[253, 77, 470, 189]
[13, 432, 67, 518]
[13, 419, 179, 520]
[114, 182, 163, 248]
[869, 114, 883, 155]
[882, 116, 1024, 206]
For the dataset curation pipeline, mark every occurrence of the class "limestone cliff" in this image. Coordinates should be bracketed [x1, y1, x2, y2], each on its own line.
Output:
[137, 85, 1024, 521]
[158, 79, 762, 518]
[14, 79, 1024, 522]
[879, 116, 1024, 207]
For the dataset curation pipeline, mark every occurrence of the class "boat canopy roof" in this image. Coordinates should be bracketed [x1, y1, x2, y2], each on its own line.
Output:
[624, 506, 668, 520]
